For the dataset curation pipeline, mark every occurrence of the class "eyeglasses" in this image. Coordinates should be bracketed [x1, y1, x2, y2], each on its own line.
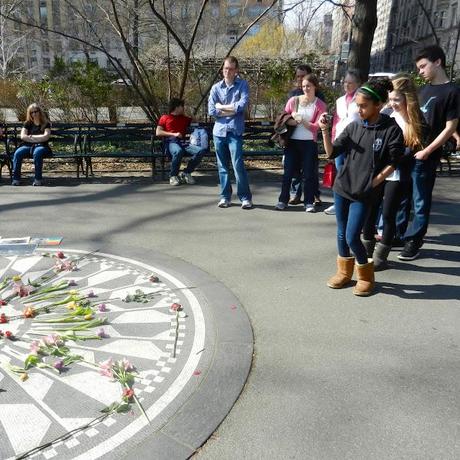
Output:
[30, 110, 40, 114]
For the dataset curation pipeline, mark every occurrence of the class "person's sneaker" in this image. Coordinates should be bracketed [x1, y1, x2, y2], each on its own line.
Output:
[11, 180, 20, 186]
[241, 200, 253, 209]
[32, 180, 42, 186]
[398, 240, 421, 261]
[275, 202, 287, 210]
[180, 172, 195, 185]
[288, 196, 302, 205]
[169, 176, 181, 186]
[324, 204, 335, 215]
[217, 198, 231, 208]
[305, 204, 316, 213]
[314, 196, 322, 207]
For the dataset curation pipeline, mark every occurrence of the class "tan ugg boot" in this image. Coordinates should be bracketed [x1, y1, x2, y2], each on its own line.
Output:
[327, 256, 355, 289]
[353, 260, 375, 297]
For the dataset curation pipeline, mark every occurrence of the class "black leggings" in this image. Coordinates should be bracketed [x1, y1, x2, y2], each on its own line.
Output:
[363, 181, 408, 246]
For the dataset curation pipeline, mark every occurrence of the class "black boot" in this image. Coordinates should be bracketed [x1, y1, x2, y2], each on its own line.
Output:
[362, 239, 376, 258]
[373, 242, 392, 271]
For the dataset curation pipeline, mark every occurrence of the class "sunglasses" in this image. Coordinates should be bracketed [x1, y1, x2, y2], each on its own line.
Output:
[30, 110, 40, 114]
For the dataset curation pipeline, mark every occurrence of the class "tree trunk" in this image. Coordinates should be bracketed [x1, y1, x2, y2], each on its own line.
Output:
[347, 0, 378, 82]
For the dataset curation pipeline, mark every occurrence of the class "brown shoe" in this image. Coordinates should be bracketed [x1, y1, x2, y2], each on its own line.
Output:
[327, 256, 355, 289]
[288, 196, 302, 205]
[353, 261, 375, 296]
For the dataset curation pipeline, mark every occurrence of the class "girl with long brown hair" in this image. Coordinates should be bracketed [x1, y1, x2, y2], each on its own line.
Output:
[12, 103, 51, 186]
[361, 74, 428, 270]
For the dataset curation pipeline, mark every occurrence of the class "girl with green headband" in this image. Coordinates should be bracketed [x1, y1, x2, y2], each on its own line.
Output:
[318, 79, 404, 297]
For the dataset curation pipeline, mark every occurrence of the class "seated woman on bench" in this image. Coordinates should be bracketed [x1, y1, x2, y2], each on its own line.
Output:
[12, 103, 51, 186]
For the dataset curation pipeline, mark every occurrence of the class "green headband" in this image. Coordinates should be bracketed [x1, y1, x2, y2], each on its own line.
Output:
[360, 85, 382, 102]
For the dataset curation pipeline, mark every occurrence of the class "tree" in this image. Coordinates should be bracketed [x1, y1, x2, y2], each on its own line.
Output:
[0, 0, 30, 78]
[346, 0, 378, 81]
[0, 0, 282, 121]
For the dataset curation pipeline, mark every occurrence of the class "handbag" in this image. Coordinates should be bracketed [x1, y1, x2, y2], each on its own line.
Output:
[322, 162, 336, 188]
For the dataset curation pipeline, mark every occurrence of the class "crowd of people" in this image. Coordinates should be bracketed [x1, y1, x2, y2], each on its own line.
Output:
[9, 46, 459, 297]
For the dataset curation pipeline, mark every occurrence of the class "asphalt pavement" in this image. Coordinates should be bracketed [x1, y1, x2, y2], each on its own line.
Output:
[1, 169, 459, 460]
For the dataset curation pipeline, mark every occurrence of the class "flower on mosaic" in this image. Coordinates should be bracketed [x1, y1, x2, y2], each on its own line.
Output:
[53, 359, 64, 372]
[84, 313, 94, 321]
[56, 251, 65, 259]
[99, 358, 114, 378]
[23, 306, 36, 318]
[87, 290, 97, 298]
[170, 302, 182, 312]
[67, 301, 78, 310]
[97, 328, 109, 338]
[54, 259, 77, 272]
[121, 358, 134, 372]
[12, 275, 22, 282]
[14, 283, 32, 298]
[5, 331, 13, 339]
[149, 275, 159, 283]
[98, 303, 107, 312]
[20, 373, 29, 382]
[0, 299, 7, 306]
[0, 313, 7, 323]
[193, 370, 202, 376]
[122, 388, 135, 402]
[43, 334, 63, 347]
[30, 340, 41, 354]
[67, 279, 77, 286]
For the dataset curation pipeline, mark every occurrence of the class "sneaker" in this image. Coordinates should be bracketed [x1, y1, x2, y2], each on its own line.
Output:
[288, 196, 302, 205]
[397, 240, 421, 261]
[275, 202, 287, 210]
[324, 204, 335, 215]
[169, 176, 181, 186]
[314, 196, 322, 207]
[217, 198, 231, 208]
[241, 200, 253, 209]
[305, 204, 316, 213]
[32, 180, 42, 186]
[11, 180, 20, 186]
[180, 172, 195, 185]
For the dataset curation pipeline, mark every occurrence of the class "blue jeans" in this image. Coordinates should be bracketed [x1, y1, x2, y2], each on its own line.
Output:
[13, 144, 50, 181]
[166, 141, 206, 177]
[279, 139, 318, 205]
[403, 158, 437, 244]
[213, 133, 252, 202]
[335, 193, 369, 264]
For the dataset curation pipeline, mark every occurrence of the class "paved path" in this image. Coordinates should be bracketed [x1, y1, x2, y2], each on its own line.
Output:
[1, 171, 459, 459]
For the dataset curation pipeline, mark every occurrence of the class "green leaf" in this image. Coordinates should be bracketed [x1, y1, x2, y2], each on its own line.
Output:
[24, 355, 40, 369]
[115, 403, 130, 413]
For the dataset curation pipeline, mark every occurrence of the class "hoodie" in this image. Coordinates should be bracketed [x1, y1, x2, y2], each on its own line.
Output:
[330, 113, 404, 201]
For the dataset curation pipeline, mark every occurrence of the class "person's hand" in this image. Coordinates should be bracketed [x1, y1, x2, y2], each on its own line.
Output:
[318, 114, 330, 131]
[215, 103, 224, 110]
[173, 132, 182, 138]
[372, 177, 381, 188]
[414, 149, 430, 160]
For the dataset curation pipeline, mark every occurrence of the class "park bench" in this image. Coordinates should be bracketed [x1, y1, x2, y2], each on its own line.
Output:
[81, 123, 158, 178]
[157, 120, 284, 179]
[0, 123, 84, 180]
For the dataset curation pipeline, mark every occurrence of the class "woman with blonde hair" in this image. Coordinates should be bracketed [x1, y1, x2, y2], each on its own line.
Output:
[12, 103, 51, 186]
[361, 74, 429, 270]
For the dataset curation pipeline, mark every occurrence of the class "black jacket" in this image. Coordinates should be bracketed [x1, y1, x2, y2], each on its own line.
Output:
[331, 114, 404, 201]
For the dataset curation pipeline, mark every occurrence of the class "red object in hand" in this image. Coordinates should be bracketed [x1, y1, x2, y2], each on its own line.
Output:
[322, 162, 336, 189]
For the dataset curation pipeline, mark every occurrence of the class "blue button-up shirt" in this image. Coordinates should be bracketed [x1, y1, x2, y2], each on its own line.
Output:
[208, 77, 250, 137]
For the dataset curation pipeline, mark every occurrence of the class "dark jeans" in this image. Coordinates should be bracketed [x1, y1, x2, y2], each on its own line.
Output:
[335, 192, 369, 264]
[279, 139, 318, 205]
[166, 140, 206, 177]
[363, 181, 409, 246]
[403, 158, 437, 244]
[13, 144, 51, 181]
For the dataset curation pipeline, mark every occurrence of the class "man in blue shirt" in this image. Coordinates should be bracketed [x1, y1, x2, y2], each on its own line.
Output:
[208, 56, 253, 209]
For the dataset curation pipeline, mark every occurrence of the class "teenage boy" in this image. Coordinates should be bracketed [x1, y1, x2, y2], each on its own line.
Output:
[156, 98, 206, 186]
[398, 45, 460, 260]
[208, 56, 253, 209]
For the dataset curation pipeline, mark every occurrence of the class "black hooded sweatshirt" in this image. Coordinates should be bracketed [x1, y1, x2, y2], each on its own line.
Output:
[330, 113, 404, 202]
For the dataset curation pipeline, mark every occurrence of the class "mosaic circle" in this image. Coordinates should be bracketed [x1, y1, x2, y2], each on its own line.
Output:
[0, 249, 205, 459]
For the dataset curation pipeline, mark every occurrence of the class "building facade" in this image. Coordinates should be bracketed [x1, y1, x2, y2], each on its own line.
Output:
[370, 0, 460, 74]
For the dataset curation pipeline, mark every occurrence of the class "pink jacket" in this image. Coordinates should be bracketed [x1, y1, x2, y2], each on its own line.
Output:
[284, 96, 328, 142]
